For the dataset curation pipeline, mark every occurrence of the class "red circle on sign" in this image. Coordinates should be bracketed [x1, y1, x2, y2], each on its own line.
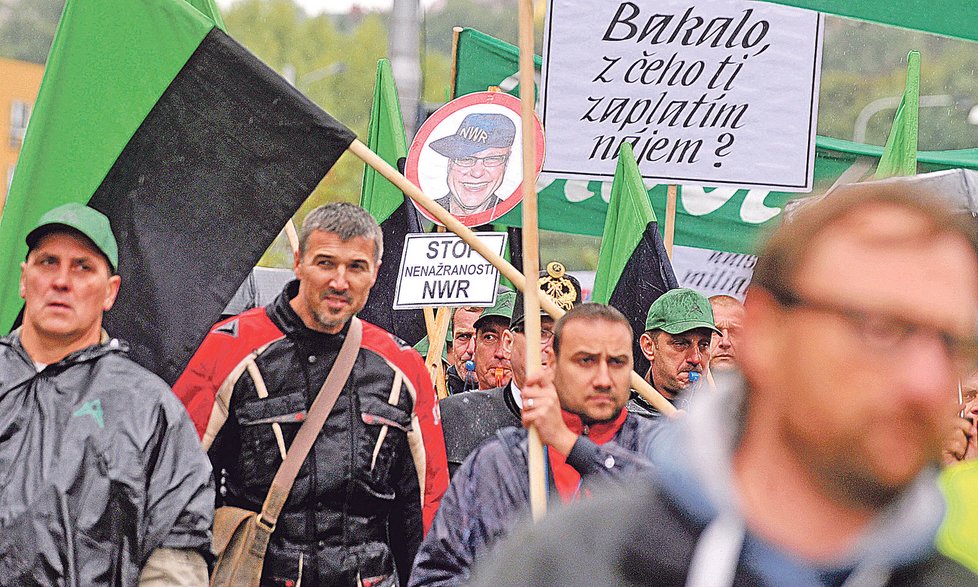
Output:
[405, 92, 546, 228]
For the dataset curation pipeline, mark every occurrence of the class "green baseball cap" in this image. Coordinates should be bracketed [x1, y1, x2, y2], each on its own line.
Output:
[645, 288, 721, 335]
[473, 290, 516, 331]
[26, 203, 118, 272]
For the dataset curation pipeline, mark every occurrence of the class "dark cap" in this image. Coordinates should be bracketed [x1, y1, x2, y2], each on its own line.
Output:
[645, 288, 721, 335]
[429, 113, 517, 160]
[26, 203, 118, 272]
[473, 290, 516, 331]
[511, 262, 583, 328]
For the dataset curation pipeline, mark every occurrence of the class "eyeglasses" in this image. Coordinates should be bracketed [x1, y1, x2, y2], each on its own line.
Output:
[772, 287, 978, 371]
[452, 154, 509, 168]
[512, 325, 555, 344]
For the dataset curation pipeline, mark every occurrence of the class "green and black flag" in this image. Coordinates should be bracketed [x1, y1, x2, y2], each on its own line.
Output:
[358, 58, 426, 346]
[591, 144, 678, 377]
[0, 0, 355, 384]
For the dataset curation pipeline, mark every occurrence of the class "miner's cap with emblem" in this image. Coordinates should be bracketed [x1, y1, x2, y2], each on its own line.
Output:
[429, 113, 517, 160]
[511, 262, 583, 329]
[645, 288, 721, 335]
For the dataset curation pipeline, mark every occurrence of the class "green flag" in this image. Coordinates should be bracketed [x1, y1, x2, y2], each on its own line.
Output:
[876, 51, 920, 179]
[592, 143, 678, 376]
[0, 0, 355, 383]
[757, 1, 978, 43]
[360, 58, 409, 224]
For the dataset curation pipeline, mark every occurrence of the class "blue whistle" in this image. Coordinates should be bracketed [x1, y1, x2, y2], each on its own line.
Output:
[688, 371, 701, 383]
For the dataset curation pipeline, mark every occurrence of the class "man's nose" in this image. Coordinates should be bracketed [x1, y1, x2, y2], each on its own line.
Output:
[330, 266, 349, 290]
[593, 360, 613, 389]
[52, 265, 71, 289]
[718, 331, 733, 349]
[687, 345, 704, 365]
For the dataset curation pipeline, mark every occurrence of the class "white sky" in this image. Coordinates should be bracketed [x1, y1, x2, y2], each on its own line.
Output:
[216, 0, 438, 16]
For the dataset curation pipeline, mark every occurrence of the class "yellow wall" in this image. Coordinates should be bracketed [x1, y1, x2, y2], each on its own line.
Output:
[0, 57, 44, 210]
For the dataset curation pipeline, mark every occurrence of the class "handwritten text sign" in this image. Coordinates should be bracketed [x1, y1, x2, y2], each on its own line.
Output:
[540, 0, 823, 191]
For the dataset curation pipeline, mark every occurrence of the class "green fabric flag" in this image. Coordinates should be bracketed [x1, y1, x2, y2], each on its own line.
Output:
[0, 0, 356, 384]
[592, 143, 655, 304]
[876, 51, 920, 179]
[360, 58, 409, 224]
[757, 1, 978, 43]
[0, 0, 216, 331]
[591, 144, 678, 376]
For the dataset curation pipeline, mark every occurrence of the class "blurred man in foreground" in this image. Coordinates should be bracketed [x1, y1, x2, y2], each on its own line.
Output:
[476, 184, 978, 585]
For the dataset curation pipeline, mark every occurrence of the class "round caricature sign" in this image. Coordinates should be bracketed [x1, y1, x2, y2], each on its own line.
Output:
[406, 92, 545, 228]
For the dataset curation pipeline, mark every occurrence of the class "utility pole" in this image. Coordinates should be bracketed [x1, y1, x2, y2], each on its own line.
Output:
[389, 0, 421, 138]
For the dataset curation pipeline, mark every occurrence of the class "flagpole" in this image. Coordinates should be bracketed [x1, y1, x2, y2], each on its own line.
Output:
[347, 139, 676, 416]
[516, 0, 547, 521]
[664, 184, 677, 259]
[449, 27, 463, 101]
[425, 307, 452, 399]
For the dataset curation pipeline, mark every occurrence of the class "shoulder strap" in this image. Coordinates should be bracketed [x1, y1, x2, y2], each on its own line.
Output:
[256, 317, 363, 531]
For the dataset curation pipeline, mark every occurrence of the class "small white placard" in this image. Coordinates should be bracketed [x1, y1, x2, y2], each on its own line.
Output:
[394, 232, 508, 309]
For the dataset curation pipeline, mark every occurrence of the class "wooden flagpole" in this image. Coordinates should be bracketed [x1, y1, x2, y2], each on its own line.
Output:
[664, 184, 678, 259]
[347, 140, 676, 416]
[517, 0, 547, 521]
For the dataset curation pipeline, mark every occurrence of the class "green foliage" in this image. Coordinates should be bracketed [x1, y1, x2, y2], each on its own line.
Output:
[0, 0, 65, 63]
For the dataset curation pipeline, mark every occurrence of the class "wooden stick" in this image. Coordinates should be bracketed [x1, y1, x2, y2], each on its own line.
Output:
[517, 0, 547, 521]
[347, 139, 676, 415]
[423, 307, 436, 338]
[664, 184, 677, 260]
[449, 27, 463, 101]
[285, 219, 300, 255]
[426, 307, 452, 399]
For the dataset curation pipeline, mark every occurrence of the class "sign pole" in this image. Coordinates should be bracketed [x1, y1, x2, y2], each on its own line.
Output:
[664, 184, 677, 260]
[517, 0, 547, 521]
[347, 139, 676, 415]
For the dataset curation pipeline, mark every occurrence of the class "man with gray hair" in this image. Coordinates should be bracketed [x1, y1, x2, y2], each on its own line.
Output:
[175, 202, 449, 586]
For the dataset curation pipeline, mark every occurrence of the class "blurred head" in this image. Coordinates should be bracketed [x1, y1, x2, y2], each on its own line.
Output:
[709, 295, 745, 371]
[741, 183, 978, 507]
[450, 306, 483, 374]
[292, 203, 382, 334]
[551, 304, 633, 424]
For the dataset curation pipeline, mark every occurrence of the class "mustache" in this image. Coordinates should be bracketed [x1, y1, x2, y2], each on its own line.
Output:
[320, 289, 352, 303]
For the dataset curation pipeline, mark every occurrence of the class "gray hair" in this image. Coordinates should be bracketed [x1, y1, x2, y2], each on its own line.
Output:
[299, 202, 384, 262]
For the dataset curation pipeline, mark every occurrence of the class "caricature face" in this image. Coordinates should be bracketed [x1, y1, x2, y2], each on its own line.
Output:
[446, 146, 511, 213]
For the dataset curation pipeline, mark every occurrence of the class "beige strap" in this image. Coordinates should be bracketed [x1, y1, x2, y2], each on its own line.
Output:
[257, 317, 363, 530]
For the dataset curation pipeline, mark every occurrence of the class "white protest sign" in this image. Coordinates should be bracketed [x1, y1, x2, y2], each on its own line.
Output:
[394, 232, 508, 309]
[540, 0, 823, 191]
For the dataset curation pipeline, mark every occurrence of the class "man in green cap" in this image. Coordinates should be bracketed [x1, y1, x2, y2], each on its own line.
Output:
[631, 287, 721, 417]
[0, 203, 213, 585]
[470, 289, 516, 390]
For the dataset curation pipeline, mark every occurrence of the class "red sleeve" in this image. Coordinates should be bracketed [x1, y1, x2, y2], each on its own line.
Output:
[172, 308, 283, 439]
[361, 322, 449, 533]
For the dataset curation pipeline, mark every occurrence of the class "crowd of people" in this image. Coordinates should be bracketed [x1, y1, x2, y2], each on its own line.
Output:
[2, 180, 977, 586]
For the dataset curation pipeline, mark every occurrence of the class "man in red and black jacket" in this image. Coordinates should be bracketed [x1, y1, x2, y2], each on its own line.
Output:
[174, 203, 448, 587]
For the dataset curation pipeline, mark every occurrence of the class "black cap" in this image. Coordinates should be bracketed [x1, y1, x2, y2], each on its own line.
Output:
[511, 262, 583, 328]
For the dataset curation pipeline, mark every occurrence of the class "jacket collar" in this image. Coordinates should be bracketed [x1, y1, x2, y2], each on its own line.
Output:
[267, 280, 351, 350]
[2, 328, 128, 370]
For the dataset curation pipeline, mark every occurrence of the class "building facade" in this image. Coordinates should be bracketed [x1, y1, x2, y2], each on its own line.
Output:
[0, 57, 44, 214]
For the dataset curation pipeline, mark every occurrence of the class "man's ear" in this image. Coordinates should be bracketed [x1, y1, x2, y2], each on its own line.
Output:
[639, 331, 656, 361]
[543, 345, 556, 368]
[292, 247, 302, 276]
[103, 275, 122, 312]
[19, 262, 27, 298]
[501, 329, 514, 359]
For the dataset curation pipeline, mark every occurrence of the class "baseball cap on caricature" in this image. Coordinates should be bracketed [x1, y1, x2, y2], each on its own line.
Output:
[25, 203, 119, 273]
[429, 113, 517, 160]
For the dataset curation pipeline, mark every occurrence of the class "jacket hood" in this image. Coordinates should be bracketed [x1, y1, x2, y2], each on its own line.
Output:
[651, 371, 946, 584]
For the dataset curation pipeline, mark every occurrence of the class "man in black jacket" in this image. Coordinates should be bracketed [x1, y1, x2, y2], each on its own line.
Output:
[410, 303, 661, 586]
[175, 203, 449, 586]
[0, 203, 213, 586]
[476, 183, 978, 586]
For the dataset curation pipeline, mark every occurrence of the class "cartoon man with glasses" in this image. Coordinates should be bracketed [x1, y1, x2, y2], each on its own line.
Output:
[430, 113, 516, 217]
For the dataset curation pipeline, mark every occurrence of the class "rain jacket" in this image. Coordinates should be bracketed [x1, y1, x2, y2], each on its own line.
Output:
[409, 413, 658, 587]
[174, 282, 449, 586]
[0, 332, 214, 587]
